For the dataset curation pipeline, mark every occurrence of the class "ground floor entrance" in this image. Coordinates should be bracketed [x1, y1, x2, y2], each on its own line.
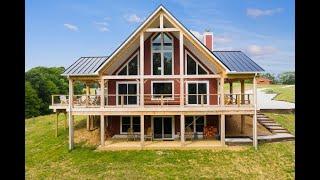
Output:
[152, 116, 174, 140]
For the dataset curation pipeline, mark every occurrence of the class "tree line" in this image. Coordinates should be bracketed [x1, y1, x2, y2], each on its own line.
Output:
[260, 71, 295, 85]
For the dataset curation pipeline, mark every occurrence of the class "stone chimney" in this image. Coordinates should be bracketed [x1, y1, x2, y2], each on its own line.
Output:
[203, 32, 213, 51]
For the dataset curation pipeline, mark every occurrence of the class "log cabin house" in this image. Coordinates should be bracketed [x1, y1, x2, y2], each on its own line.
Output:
[50, 5, 264, 150]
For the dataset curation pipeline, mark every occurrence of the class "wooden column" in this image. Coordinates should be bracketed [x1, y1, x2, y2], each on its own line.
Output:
[100, 115, 105, 146]
[253, 76, 258, 149]
[86, 83, 90, 130]
[100, 79, 105, 107]
[140, 115, 144, 147]
[179, 32, 184, 106]
[180, 114, 185, 144]
[240, 115, 245, 134]
[140, 33, 144, 106]
[240, 80, 245, 104]
[220, 114, 225, 146]
[229, 82, 233, 95]
[64, 112, 67, 129]
[68, 79, 74, 150]
[220, 77, 225, 106]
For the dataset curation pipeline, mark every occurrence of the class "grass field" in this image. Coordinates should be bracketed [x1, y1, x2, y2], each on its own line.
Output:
[26, 113, 295, 179]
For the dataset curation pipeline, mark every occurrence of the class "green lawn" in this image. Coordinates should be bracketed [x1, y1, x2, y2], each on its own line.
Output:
[264, 113, 295, 135]
[26, 114, 295, 179]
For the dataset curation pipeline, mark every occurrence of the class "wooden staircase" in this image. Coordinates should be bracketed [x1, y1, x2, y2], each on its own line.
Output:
[257, 113, 291, 134]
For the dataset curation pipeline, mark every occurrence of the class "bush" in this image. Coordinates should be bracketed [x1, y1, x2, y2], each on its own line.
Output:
[278, 71, 295, 85]
[25, 81, 42, 118]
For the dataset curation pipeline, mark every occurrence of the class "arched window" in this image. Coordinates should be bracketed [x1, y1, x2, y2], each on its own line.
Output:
[151, 33, 173, 75]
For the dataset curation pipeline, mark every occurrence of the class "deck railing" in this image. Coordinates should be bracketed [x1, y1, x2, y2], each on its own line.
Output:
[51, 93, 253, 107]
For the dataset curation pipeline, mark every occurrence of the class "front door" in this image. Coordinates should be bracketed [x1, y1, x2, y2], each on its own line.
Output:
[153, 117, 173, 140]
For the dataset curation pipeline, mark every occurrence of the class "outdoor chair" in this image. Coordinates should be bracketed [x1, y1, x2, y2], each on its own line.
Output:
[60, 95, 68, 105]
[185, 126, 194, 141]
[127, 128, 135, 141]
[145, 127, 153, 141]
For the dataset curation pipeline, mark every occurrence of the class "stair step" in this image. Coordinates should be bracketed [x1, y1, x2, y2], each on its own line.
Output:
[258, 117, 270, 120]
[259, 120, 275, 123]
[272, 129, 290, 133]
[268, 126, 286, 130]
[262, 123, 281, 126]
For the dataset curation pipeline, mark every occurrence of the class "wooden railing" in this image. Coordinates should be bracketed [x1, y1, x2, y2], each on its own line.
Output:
[51, 93, 253, 107]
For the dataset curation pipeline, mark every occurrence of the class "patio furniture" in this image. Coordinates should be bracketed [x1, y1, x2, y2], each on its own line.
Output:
[127, 128, 135, 141]
[185, 126, 194, 141]
[60, 95, 68, 104]
[145, 127, 153, 141]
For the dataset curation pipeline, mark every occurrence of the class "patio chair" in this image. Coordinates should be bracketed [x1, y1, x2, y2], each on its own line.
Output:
[127, 128, 135, 141]
[60, 95, 68, 104]
[185, 126, 194, 141]
[145, 127, 153, 141]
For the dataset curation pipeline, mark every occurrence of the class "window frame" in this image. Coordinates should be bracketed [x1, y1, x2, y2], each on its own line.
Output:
[151, 32, 174, 75]
[151, 80, 174, 100]
[116, 51, 140, 76]
[185, 80, 210, 105]
[120, 116, 141, 134]
[116, 81, 139, 106]
[185, 116, 207, 134]
[184, 50, 209, 75]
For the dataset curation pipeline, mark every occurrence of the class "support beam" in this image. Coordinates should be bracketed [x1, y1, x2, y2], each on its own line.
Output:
[253, 76, 258, 149]
[140, 33, 144, 106]
[100, 115, 105, 146]
[100, 79, 105, 107]
[240, 80, 245, 104]
[220, 77, 225, 106]
[160, 13, 163, 29]
[86, 84, 90, 130]
[179, 32, 184, 106]
[145, 28, 179, 32]
[64, 112, 67, 129]
[220, 114, 225, 146]
[140, 115, 144, 147]
[229, 82, 233, 101]
[180, 114, 185, 144]
[68, 79, 74, 150]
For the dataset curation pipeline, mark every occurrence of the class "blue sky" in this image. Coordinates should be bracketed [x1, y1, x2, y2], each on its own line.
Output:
[26, 0, 294, 75]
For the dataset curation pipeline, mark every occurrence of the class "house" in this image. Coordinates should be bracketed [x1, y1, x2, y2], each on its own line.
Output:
[50, 5, 264, 150]
[256, 77, 272, 85]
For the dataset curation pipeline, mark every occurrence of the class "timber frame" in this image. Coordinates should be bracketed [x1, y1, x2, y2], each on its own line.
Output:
[50, 5, 261, 151]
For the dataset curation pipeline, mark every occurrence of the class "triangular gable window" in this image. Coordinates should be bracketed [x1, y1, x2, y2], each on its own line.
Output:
[186, 52, 209, 75]
[117, 53, 139, 75]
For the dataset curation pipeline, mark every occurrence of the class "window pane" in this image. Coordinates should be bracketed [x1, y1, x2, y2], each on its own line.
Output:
[198, 83, 207, 104]
[163, 33, 172, 50]
[164, 52, 172, 75]
[128, 96, 137, 104]
[118, 84, 127, 94]
[128, 56, 138, 75]
[118, 66, 127, 75]
[152, 33, 161, 50]
[122, 125, 130, 133]
[132, 125, 140, 132]
[128, 84, 137, 94]
[198, 65, 207, 74]
[187, 55, 197, 74]
[185, 117, 194, 130]
[152, 53, 161, 75]
[153, 83, 172, 98]
[122, 117, 131, 124]
[132, 117, 140, 124]
[188, 84, 197, 94]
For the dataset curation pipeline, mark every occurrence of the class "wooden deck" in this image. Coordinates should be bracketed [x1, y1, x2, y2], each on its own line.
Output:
[97, 140, 223, 151]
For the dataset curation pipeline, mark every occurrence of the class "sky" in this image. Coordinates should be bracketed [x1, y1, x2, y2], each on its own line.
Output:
[26, 0, 295, 75]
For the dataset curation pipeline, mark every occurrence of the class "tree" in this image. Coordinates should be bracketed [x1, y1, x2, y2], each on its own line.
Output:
[25, 81, 42, 118]
[278, 71, 295, 85]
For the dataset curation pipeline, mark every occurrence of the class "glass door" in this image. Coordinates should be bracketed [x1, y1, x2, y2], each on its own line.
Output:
[153, 117, 173, 140]
[153, 117, 163, 139]
[163, 117, 173, 139]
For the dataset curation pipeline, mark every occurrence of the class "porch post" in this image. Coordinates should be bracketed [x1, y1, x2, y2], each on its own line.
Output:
[220, 77, 225, 106]
[100, 115, 105, 146]
[140, 33, 144, 106]
[179, 32, 184, 106]
[180, 114, 185, 144]
[240, 80, 245, 134]
[56, 112, 58, 137]
[229, 81, 233, 98]
[220, 114, 225, 146]
[253, 76, 258, 149]
[68, 78, 74, 150]
[240, 115, 245, 134]
[100, 79, 105, 107]
[140, 115, 144, 147]
[86, 83, 90, 130]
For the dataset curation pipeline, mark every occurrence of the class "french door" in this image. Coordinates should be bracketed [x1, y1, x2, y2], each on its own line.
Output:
[152, 117, 174, 140]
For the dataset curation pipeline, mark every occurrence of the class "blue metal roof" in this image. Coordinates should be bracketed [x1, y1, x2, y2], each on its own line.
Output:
[62, 56, 109, 76]
[212, 51, 264, 72]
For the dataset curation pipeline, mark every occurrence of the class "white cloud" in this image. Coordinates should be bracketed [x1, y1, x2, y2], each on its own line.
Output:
[63, 23, 78, 31]
[214, 35, 232, 44]
[246, 45, 277, 56]
[124, 14, 144, 23]
[190, 30, 203, 42]
[246, 8, 283, 18]
[98, 27, 109, 32]
[94, 21, 108, 26]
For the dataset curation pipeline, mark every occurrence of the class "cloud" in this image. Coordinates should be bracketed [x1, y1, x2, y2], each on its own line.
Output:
[190, 30, 204, 42]
[214, 35, 232, 44]
[94, 22, 108, 26]
[63, 23, 78, 31]
[124, 14, 144, 23]
[98, 27, 109, 32]
[246, 45, 277, 56]
[246, 8, 283, 18]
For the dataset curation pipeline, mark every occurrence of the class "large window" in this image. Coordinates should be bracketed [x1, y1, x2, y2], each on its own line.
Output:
[185, 52, 208, 75]
[121, 116, 140, 134]
[117, 82, 138, 105]
[185, 116, 206, 133]
[186, 81, 209, 105]
[151, 33, 173, 75]
[151, 81, 174, 100]
[117, 53, 139, 75]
